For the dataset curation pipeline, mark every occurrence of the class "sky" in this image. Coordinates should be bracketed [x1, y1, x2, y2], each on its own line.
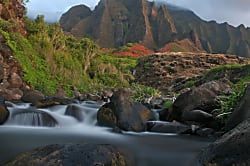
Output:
[26, 0, 250, 27]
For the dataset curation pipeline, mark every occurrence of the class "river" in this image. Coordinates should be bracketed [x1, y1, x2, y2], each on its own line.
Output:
[0, 101, 211, 165]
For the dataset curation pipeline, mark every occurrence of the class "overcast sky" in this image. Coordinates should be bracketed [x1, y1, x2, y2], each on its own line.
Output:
[26, 0, 250, 27]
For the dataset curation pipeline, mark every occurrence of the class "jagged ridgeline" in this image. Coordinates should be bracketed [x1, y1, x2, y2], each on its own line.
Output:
[0, 0, 136, 95]
[60, 0, 250, 57]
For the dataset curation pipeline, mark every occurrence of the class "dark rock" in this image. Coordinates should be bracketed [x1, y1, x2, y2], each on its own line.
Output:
[65, 104, 90, 121]
[7, 72, 23, 88]
[147, 121, 190, 134]
[21, 89, 45, 103]
[198, 118, 250, 165]
[5, 143, 135, 166]
[97, 88, 156, 132]
[225, 84, 250, 131]
[52, 87, 67, 98]
[100, 89, 113, 102]
[86, 93, 102, 102]
[33, 97, 75, 108]
[181, 110, 213, 123]
[0, 88, 23, 101]
[0, 97, 9, 124]
[196, 128, 214, 137]
[167, 79, 231, 123]
[9, 108, 58, 127]
[97, 103, 117, 128]
[0, 62, 3, 82]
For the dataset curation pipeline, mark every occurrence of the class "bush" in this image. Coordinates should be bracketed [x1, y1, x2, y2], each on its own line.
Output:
[131, 83, 161, 102]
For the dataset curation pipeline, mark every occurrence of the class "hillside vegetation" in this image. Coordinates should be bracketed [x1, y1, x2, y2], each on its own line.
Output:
[0, 15, 137, 96]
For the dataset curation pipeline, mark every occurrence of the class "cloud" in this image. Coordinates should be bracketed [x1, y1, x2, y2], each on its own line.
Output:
[155, 0, 250, 27]
[25, 0, 100, 22]
[25, 0, 250, 27]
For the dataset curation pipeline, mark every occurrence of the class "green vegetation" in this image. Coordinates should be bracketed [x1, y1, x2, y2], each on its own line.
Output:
[169, 44, 185, 52]
[0, 16, 138, 96]
[163, 100, 174, 109]
[203, 64, 250, 123]
[202, 64, 245, 81]
[131, 83, 161, 103]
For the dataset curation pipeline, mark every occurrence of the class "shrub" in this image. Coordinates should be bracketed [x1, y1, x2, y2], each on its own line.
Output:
[131, 83, 161, 102]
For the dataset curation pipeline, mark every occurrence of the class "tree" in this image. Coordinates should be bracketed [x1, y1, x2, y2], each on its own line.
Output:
[80, 38, 99, 74]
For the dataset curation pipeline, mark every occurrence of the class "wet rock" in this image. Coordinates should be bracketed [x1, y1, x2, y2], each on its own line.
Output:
[0, 97, 9, 124]
[198, 118, 250, 165]
[182, 110, 213, 123]
[9, 108, 57, 127]
[33, 97, 75, 108]
[196, 128, 214, 137]
[225, 84, 250, 131]
[5, 143, 135, 166]
[21, 89, 45, 103]
[147, 121, 190, 134]
[167, 79, 231, 123]
[65, 104, 90, 122]
[97, 88, 156, 132]
[100, 89, 113, 102]
[87, 93, 102, 102]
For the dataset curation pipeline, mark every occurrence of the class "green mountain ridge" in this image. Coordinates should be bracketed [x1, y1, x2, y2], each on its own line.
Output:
[60, 0, 250, 57]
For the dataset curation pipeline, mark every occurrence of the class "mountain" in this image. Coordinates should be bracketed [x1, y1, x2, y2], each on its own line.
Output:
[60, 0, 250, 57]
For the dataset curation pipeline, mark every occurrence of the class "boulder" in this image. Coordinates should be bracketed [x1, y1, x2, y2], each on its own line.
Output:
[195, 128, 214, 137]
[52, 87, 67, 98]
[33, 97, 75, 108]
[0, 88, 23, 101]
[167, 79, 232, 123]
[225, 84, 250, 131]
[21, 89, 45, 103]
[65, 104, 90, 122]
[97, 88, 156, 132]
[0, 97, 9, 124]
[7, 72, 23, 88]
[198, 118, 250, 165]
[147, 121, 190, 134]
[181, 110, 213, 123]
[9, 109, 58, 127]
[5, 143, 135, 166]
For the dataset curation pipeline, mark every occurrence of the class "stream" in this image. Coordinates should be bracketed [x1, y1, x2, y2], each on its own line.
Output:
[0, 101, 211, 166]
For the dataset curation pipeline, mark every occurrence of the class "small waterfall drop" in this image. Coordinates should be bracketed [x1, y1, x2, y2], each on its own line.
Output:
[4, 101, 102, 128]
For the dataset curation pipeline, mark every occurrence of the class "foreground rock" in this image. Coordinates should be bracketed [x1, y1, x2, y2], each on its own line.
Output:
[21, 89, 45, 103]
[225, 84, 250, 131]
[8, 108, 58, 127]
[198, 118, 250, 166]
[0, 97, 9, 124]
[147, 121, 190, 134]
[65, 104, 92, 122]
[162, 79, 232, 127]
[97, 88, 156, 132]
[5, 143, 135, 166]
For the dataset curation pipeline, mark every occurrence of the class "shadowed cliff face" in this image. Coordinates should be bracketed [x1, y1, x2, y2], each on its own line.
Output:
[60, 0, 250, 57]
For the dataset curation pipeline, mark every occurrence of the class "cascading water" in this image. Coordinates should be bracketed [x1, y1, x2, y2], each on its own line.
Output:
[0, 101, 211, 166]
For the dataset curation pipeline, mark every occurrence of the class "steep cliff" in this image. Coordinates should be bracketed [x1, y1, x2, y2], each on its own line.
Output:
[60, 0, 250, 57]
[0, 0, 27, 101]
[0, 0, 26, 35]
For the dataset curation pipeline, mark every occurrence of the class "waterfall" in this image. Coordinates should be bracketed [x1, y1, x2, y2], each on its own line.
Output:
[4, 101, 102, 127]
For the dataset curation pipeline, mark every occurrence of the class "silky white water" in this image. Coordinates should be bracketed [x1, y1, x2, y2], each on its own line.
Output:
[0, 101, 211, 166]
